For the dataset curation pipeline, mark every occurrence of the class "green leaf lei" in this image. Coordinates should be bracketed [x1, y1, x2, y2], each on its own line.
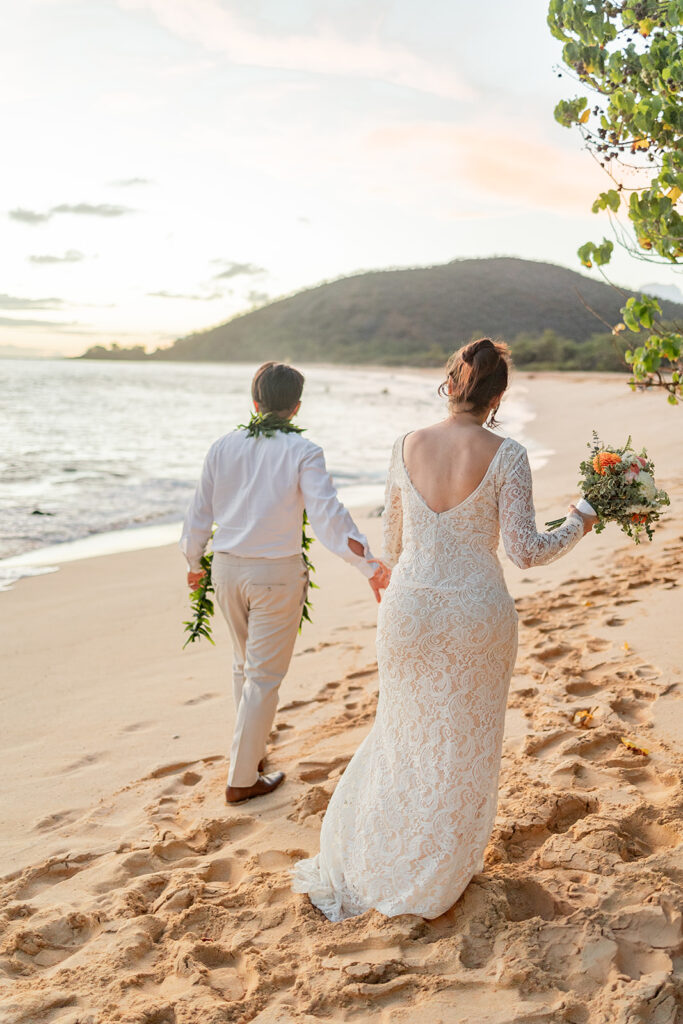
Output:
[183, 411, 317, 648]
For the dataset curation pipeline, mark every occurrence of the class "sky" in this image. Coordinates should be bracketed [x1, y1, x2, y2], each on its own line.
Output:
[2, 0, 681, 357]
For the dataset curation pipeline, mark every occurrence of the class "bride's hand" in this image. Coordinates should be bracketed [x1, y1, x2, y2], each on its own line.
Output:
[569, 504, 598, 536]
[368, 561, 391, 603]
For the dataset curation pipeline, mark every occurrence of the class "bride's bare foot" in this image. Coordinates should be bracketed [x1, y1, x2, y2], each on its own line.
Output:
[225, 771, 285, 804]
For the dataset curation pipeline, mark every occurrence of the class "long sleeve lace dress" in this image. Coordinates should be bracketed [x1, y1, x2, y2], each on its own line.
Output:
[292, 435, 584, 921]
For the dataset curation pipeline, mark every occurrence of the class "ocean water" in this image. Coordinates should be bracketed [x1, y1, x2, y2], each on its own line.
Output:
[0, 360, 544, 587]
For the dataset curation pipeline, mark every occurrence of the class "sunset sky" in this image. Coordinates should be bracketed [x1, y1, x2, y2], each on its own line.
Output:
[3, 0, 681, 357]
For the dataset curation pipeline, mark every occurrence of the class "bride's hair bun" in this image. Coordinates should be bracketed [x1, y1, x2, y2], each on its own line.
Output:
[461, 338, 498, 371]
[438, 337, 511, 426]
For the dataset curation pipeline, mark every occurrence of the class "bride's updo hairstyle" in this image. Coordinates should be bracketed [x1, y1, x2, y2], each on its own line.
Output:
[438, 337, 511, 427]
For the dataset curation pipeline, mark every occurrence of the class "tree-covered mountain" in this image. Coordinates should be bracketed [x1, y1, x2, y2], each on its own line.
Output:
[80, 257, 683, 367]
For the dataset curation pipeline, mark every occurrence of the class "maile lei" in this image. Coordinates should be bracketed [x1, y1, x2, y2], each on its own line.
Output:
[183, 412, 318, 648]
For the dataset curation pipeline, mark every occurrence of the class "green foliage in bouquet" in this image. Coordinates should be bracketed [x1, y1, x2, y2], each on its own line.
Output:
[183, 411, 317, 648]
[547, 431, 670, 542]
[548, 0, 683, 403]
[579, 433, 670, 541]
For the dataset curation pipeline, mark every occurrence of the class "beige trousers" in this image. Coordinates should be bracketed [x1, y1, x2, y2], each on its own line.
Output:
[212, 551, 308, 788]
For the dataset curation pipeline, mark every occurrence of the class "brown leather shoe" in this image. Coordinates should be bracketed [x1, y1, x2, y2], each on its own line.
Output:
[225, 771, 285, 804]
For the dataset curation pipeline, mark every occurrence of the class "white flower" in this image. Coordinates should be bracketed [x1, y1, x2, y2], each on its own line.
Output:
[635, 470, 657, 502]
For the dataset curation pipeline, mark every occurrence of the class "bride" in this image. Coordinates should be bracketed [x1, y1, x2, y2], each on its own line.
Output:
[292, 338, 596, 921]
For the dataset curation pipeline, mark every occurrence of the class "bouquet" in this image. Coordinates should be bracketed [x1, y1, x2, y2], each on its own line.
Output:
[546, 433, 670, 543]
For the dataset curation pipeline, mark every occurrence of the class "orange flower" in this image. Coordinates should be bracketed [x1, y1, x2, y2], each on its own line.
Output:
[593, 451, 621, 474]
[630, 513, 648, 524]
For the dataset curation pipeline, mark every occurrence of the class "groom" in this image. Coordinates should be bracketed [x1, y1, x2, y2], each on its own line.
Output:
[181, 362, 389, 804]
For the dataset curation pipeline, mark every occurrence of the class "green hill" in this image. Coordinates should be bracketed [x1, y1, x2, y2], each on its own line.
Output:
[81, 257, 683, 367]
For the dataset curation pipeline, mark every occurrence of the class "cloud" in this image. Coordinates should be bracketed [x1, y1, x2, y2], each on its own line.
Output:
[0, 293, 64, 310]
[453, 127, 607, 213]
[361, 119, 607, 216]
[117, 0, 472, 100]
[9, 203, 134, 225]
[9, 208, 51, 224]
[0, 316, 72, 327]
[110, 177, 154, 187]
[51, 203, 133, 217]
[29, 250, 85, 264]
[247, 290, 270, 307]
[213, 261, 266, 280]
[148, 290, 223, 300]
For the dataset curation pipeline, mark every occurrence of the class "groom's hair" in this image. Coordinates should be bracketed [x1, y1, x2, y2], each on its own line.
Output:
[251, 362, 305, 414]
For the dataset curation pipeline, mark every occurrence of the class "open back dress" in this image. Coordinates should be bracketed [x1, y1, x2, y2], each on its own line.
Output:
[292, 435, 583, 921]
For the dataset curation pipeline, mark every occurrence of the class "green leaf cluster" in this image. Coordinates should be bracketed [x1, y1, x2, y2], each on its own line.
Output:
[237, 411, 305, 438]
[548, 0, 683, 401]
[183, 551, 216, 648]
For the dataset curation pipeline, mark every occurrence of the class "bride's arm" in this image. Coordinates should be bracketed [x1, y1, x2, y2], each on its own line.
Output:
[382, 444, 404, 569]
[499, 448, 584, 569]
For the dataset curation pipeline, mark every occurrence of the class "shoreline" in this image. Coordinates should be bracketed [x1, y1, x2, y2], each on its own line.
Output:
[0, 487, 386, 593]
[0, 366, 673, 597]
[1, 366, 540, 591]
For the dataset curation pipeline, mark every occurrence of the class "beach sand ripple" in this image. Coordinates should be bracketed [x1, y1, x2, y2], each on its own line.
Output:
[1, 536, 682, 1024]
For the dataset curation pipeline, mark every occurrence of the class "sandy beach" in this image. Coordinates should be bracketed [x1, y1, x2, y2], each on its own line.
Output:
[1, 373, 682, 1024]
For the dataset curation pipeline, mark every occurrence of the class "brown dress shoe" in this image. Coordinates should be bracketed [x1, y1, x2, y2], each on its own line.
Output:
[225, 771, 285, 804]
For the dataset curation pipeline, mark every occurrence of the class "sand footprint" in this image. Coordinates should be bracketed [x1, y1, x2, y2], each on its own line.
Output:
[288, 783, 333, 822]
[565, 679, 603, 697]
[32, 808, 81, 833]
[184, 815, 260, 853]
[183, 691, 221, 706]
[297, 756, 350, 783]
[148, 755, 222, 780]
[62, 751, 107, 774]
[531, 642, 573, 663]
[8, 853, 98, 903]
[609, 696, 652, 726]
[121, 719, 155, 733]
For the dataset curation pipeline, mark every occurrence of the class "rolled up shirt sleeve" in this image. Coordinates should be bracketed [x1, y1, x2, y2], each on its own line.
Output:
[299, 446, 377, 578]
[180, 445, 216, 571]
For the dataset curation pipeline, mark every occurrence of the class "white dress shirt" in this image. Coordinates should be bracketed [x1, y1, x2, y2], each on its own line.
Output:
[180, 429, 376, 578]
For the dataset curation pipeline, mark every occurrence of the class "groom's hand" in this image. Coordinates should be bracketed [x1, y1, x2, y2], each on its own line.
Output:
[368, 561, 391, 603]
[187, 570, 206, 589]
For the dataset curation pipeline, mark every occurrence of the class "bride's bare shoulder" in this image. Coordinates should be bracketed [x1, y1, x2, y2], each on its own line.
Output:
[405, 424, 510, 460]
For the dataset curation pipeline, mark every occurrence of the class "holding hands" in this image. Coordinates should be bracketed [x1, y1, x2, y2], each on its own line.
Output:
[368, 561, 391, 603]
[188, 562, 391, 604]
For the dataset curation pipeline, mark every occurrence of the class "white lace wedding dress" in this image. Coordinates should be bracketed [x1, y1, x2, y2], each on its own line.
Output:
[292, 435, 584, 921]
